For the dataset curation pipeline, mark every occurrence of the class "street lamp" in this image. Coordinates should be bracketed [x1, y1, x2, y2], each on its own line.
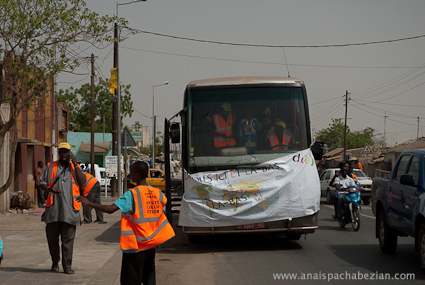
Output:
[115, 0, 146, 197]
[152, 81, 169, 169]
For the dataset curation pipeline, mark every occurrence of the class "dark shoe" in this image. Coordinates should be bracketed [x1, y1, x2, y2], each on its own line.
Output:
[64, 268, 75, 274]
[51, 264, 59, 272]
[94, 220, 107, 224]
[81, 220, 91, 224]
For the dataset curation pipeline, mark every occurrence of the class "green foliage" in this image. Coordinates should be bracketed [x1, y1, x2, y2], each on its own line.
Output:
[56, 78, 133, 132]
[0, 0, 123, 194]
[315, 119, 374, 152]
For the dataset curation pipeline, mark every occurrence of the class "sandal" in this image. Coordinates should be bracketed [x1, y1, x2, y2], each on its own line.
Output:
[64, 268, 75, 274]
[51, 264, 59, 272]
[332, 215, 337, 222]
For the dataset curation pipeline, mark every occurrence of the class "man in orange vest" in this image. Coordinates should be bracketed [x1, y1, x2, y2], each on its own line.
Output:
[78, 161, 175, 284]
[212, 102, 236, 153]
[39, 142, 86, 274]
[266, 119, 294, 150]
[81, 170, 105, 224]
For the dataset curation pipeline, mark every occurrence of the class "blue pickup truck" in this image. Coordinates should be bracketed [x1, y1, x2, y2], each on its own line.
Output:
[371, 149, 425, 271]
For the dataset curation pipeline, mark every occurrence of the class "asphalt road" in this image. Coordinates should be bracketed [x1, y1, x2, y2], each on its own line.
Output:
[1, 196, 423, 284]
[163, 198, 424, 285]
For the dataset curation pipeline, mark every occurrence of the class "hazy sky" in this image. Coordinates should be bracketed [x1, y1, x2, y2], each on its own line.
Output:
[58, 0, 425, 147]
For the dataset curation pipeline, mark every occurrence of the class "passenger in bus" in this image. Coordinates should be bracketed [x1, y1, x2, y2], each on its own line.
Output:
[211, 102, 236, 154]
[266, 119, 294, 150]
[238, 107, 262, 153]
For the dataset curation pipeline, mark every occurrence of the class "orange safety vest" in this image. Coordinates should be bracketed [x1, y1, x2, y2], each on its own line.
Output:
[213, 113, 236, 148]
[82, 172, 99, 197]
[269, 133, 291, 150]
[45, 161, 81, 210]
[120, 185, 175, 251]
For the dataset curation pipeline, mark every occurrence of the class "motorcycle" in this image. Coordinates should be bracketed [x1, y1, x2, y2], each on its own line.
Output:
[335, 184, 362, 231]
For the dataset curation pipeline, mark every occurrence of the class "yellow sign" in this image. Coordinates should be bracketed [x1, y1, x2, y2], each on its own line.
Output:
[108, 68, 117, 94]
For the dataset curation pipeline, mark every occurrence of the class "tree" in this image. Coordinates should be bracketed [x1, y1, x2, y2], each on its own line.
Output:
[315, 119, 375, 152]
[56, 78, 133, 132]
[315, 119, 347, 152]
[0, 0, 121, 195]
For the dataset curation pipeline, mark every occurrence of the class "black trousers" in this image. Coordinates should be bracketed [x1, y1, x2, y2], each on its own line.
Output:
[121, 248, 156, 285]
[45, 222, 76, 270]
[36, 185, 45, 206]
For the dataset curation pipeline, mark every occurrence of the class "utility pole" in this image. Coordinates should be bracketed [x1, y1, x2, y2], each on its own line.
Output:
[418, 117, 420, 138]
[384, 112, 388, 149]
[111, 23, 118, 197]
[343, 90, 349, 161]
[90, 53, 95, 176]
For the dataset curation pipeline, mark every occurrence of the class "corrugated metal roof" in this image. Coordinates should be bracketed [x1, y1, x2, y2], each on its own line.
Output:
[384, 137, 425, 153]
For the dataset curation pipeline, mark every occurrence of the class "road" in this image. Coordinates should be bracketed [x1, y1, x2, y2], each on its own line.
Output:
[159, 198, 423, 285]
[0, 197, 423, 284]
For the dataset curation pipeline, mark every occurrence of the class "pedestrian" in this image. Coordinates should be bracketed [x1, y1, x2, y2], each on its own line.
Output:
[39, 142, 86, 274]
[78, 161, 175, 284]
[81, 170, 106, 224]
[35, 161, 45, 207]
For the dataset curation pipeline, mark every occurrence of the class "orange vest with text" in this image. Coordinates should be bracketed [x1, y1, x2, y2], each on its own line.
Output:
[120, 185, 175, 251]
[45, 161, 81, 210]
[269, 133, 291, 150]
[213, 113, 236, 148]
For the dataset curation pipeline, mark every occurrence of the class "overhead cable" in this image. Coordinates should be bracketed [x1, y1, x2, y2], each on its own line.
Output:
[125, 27, 425, 48]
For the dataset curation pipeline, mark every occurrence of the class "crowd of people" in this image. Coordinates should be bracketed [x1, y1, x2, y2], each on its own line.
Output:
[206, 101, 295, 155]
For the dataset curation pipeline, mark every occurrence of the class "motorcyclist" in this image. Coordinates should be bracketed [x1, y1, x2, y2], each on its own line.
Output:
[330, 161, 356, 221]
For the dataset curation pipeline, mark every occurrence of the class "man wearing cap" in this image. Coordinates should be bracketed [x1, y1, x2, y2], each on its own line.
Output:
[212, 102, 236, 154]
[266, 119, 294, 150]
[39, 142, 86, 274]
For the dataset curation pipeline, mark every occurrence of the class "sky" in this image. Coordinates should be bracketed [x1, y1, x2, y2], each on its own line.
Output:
[57, 0, 425, 148]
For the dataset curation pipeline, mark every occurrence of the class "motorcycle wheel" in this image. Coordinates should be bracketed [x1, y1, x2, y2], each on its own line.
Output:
[352, 207, 360, 231]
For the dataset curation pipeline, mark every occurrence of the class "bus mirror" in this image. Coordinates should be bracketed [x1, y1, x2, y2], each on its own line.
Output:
[311, 141, 324, 160]
[170, 123, 180, 143]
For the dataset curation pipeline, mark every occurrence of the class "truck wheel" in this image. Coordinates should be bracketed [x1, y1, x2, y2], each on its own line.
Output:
[419, 223, 425, 272]
[326, 189, 333, 204]
[176, 185, 184, 196]
[378, 211, 397, 253]
[362, 197, 370, 205]
[352, 208, 360, 231]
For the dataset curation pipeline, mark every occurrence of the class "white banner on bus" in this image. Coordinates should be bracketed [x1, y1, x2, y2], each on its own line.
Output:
[178, 148, 320, 227]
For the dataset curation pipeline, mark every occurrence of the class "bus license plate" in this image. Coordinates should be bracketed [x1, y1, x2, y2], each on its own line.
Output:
[236, 223, 266, 230]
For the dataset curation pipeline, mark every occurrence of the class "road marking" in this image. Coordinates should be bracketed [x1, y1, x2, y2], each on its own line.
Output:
[322, 205, 375, 219]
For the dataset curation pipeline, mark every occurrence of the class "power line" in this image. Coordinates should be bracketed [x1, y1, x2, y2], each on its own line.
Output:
[351, 99, 417, 119]
[355, 99, 425, 108]
[125, 27, 425, 48]
[121, 45, 425, 70]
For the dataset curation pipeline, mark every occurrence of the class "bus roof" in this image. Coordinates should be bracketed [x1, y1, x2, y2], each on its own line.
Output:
[186, 76, 304, 88]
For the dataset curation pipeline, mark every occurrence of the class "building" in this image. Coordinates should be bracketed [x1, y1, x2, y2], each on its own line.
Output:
[0, 75, 66, 211]
[67, 132, 112, 167]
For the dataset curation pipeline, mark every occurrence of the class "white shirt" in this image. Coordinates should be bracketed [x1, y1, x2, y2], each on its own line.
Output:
[334, 175, 356, 193]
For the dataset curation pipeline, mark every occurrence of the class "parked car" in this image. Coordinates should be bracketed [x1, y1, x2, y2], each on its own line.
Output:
[126, 168, 183, 195]
[319, 168, 372, 205]
[372, 149, 425, 271]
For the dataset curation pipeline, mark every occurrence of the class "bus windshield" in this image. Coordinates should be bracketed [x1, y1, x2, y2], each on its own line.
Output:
[187, 86, 310, 172]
